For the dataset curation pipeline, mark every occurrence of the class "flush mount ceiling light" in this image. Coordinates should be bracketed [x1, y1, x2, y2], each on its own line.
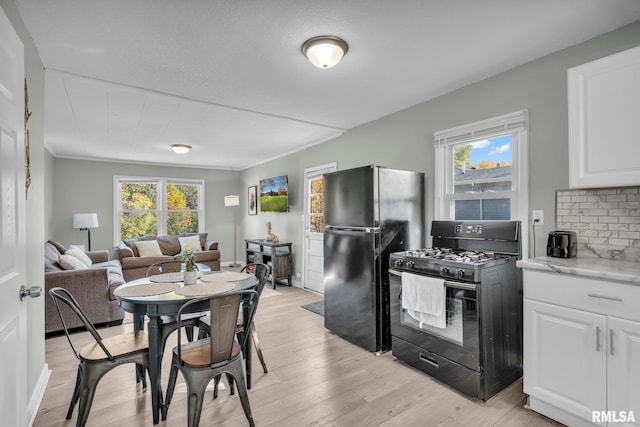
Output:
[170, 144, 192, 154]
[301, 35, 349, 69]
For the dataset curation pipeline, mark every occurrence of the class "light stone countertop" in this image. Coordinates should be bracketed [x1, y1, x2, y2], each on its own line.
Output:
[517, 256, 640, 284]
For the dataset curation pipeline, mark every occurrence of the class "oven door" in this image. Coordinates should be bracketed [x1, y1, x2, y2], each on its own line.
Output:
[389, 268, 480, 371]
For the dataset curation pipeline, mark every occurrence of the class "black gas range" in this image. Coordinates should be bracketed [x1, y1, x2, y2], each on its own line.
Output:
[388, 220, 523, 401]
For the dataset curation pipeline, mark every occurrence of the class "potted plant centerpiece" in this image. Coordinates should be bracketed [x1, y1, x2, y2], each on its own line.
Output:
[181, 247, 198, 285]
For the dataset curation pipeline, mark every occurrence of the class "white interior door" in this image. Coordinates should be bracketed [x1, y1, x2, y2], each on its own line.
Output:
[303, 163, 336, 294]
[0, 8, 27, 427]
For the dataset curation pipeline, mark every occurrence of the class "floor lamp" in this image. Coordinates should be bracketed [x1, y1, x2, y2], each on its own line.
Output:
[224, 195, 241, 267]
[72, 213, 99, 251]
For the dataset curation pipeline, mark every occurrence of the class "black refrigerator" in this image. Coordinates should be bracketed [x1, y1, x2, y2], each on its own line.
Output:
[323, 165, 424, 353]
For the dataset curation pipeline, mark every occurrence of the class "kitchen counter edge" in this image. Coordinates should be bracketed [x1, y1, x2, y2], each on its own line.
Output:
[516, 256, 640, 284]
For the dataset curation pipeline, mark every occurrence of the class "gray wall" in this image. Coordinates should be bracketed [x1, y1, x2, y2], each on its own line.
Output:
[1, 0, 47, 414]
[49, 158, 242, 262]
[239, 21, 640, 278]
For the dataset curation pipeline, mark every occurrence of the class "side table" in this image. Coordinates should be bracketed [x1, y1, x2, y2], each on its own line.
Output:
[245, 239, 292, 289]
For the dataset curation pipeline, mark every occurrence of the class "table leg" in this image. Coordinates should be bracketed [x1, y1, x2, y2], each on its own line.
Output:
[245, 329, 253, 389]
[133, 313, 145, 331]
[147, 310, 163, 425]
[133, 314, 146, 387]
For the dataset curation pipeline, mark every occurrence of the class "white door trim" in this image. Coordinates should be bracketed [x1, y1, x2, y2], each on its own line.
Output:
[302, 162, 337, 293]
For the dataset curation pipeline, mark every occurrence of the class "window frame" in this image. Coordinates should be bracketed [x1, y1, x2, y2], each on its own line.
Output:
[434, 110, 529, 256]
[114, 176, 205, 245]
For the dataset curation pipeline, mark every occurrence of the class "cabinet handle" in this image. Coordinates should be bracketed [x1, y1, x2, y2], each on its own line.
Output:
[596, 326, 601, 352]
[610, 329, 615, 356]
[587, 293, 623, 302]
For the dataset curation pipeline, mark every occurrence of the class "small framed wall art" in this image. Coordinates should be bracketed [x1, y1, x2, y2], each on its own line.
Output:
[248, 185, 257, 215]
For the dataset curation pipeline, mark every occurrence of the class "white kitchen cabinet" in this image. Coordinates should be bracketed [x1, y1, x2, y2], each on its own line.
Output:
[524, 300, 606, 425]
[523, 269, 640, 427]
[608, 317, 640, 426]
[568, 46, 640, 189]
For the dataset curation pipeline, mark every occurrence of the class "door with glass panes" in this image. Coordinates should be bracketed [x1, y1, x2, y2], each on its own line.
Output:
[303, 163, 336, 293]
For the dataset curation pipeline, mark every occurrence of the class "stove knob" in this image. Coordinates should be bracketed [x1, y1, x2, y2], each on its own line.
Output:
[394, 259, 404, 267]
[440, 266, 449, 275]
[406, 261, 415, 269]
[456, 269, 465, 279]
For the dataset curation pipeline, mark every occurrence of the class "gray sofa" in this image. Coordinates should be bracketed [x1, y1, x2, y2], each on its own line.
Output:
[44, 241, 125, 334]
[118, 233, 220, 282]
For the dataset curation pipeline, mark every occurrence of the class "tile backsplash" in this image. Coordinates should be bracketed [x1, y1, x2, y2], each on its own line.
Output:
[556, 187, 640, 261]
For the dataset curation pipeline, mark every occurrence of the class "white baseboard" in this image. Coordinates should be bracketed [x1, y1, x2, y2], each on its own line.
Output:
[28, 363, 51, 427]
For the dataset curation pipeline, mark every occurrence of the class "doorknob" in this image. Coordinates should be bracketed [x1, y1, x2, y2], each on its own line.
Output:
[20, 285, 42, 301]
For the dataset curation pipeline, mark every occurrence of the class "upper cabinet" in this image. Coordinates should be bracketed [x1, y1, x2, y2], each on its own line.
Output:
[568, 46, 640, 189]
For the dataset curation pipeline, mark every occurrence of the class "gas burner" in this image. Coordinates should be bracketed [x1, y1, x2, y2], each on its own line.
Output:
[402, 248, 495, 262]
[404, 247, 455, 258]
[443, 251, 493, 264]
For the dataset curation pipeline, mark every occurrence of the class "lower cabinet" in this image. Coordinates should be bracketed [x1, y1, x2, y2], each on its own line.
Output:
[523, 270, 640, 427]
[607, 317, 640, 426]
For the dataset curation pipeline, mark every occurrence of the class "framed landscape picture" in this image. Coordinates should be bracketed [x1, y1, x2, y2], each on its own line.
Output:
[259, 175, 288, 213]
[248, 185, 257, 215]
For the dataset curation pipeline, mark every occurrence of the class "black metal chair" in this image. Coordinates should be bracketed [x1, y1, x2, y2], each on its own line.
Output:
[198, 262, 269, 396]
[48, 287, 150, 427]
[144, 260, 202, 359]
[162, 290, 258, 427]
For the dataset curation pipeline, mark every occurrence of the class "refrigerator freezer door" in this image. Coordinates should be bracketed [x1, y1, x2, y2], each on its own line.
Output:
[324, 166, 375, 227]
[324, 228, 380, 352]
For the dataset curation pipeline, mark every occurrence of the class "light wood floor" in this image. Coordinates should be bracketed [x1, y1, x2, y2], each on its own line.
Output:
[35, 285, 564, 427]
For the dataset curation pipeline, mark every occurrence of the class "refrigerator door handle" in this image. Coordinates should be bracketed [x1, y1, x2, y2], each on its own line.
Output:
[325, 225, 380, 233]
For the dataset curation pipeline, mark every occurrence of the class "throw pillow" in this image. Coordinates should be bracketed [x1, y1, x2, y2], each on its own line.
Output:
[123, 235, 155, 257]
[58, 254, 89, 270]
[136, 239, 163, 257]
[69, 244, 86, 252]
[65, 248, 93, 268]
[47, 240, 67, 254]
[179, 235, 202, 252]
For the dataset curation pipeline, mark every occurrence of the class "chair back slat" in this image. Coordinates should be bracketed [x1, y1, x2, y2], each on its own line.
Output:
[176, 290, 257, 366]
[48, 287, 115, 361]
[209, 294, 242, 364]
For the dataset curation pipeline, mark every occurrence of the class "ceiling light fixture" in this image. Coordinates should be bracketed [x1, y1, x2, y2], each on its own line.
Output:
[170, 144, 192, 154]
[301, 35, 349, 69]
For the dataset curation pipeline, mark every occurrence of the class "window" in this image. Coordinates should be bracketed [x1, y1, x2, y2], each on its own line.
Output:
[308, 176, 325, 233]
[115, 177, 204, 243]
[434, 110, 529, 246]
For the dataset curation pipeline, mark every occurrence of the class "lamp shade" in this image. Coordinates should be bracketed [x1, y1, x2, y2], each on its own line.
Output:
[224, 195, 240, 207]
[73, 213, 99, 229]
[302, 36, 349, 69]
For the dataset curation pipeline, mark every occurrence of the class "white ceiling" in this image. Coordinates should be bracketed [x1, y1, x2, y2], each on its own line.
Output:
[15, 0, 640, 170]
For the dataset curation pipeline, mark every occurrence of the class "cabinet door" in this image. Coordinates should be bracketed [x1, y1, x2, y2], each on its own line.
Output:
[608, 316, 640, 427]
[568, 45, 640, 188]
[524, 300, 607, 424]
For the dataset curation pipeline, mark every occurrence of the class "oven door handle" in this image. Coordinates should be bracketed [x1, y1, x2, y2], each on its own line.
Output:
[444, 281, 477, 291]
[389, 269, 478, 291]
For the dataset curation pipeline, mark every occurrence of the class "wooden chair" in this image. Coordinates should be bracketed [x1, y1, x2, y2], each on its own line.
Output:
[48, 287, 150, 427]
[198, 262, 269, 396]
[162, 290, 258, 427]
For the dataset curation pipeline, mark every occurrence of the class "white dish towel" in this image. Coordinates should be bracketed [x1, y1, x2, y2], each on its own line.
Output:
[401, 272, 446, 329]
